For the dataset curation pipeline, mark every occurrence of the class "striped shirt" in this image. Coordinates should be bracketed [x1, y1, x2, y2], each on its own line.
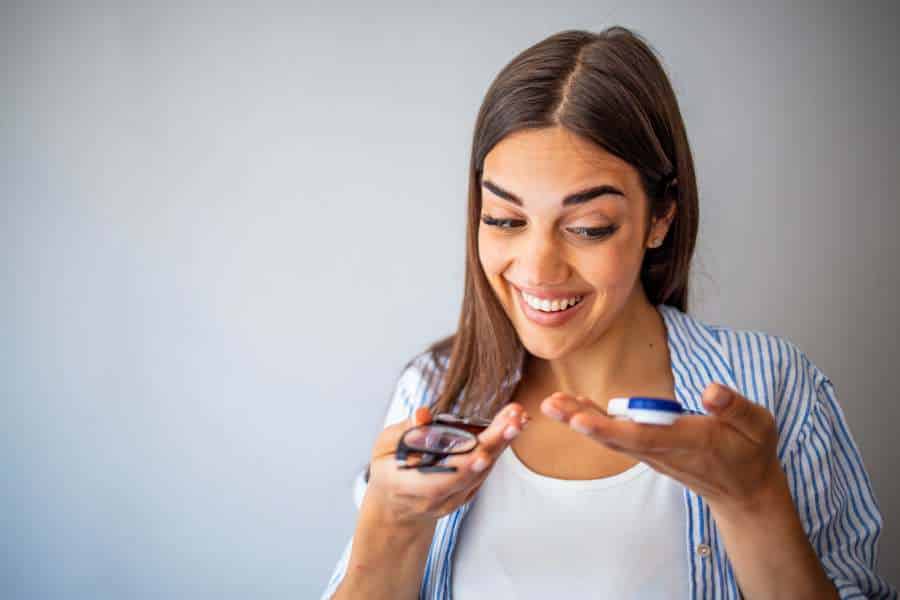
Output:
[321, 303, 897, 599]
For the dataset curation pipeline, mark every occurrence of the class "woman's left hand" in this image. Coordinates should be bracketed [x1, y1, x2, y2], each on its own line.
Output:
[542, 383, 787, 518]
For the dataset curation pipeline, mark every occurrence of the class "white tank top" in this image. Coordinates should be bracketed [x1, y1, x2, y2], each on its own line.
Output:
[452, 445, 689, 598]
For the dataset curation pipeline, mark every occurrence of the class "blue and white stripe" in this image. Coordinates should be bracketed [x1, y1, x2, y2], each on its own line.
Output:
[321, 303, 896, 599]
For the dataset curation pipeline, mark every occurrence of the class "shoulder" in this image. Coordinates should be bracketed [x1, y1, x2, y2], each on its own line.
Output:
[662, 304, 829, 397]
[705, 321, 830, 394]
[664, 306, 833, 455]
[381, 348, 450, 427]
[701, 318, 833, 455]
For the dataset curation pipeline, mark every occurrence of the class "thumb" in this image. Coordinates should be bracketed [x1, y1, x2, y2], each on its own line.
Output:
[372, 406, 433, 458]
[413, 406, 433, 426]
[702, 383, 774, 444]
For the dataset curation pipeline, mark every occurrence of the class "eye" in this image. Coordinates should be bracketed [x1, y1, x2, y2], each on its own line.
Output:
[566, 225, 618, 240]
[481, 214, 526, 229]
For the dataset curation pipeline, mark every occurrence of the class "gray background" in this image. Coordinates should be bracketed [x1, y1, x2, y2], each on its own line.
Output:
[3, 1, 898, 598]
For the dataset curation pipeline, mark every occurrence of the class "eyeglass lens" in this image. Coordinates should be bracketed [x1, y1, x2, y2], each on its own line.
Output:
[402, 424, 477, 454]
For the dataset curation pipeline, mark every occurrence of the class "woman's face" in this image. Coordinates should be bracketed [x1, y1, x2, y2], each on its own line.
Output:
[478, 126, 673, 360]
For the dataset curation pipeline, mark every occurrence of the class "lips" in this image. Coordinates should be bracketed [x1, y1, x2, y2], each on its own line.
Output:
[512, 285, 589, 328]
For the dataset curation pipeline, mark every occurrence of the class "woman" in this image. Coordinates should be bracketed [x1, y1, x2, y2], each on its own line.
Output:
[321, 26, 895, 599]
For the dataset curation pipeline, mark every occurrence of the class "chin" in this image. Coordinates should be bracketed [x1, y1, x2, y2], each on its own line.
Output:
[517, 332, 573, 360]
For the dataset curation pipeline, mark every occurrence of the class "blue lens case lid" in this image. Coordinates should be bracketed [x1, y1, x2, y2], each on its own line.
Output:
[624, 397, 683, 413]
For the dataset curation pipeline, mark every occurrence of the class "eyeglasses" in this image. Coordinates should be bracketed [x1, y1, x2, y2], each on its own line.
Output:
[395, 413, 492, 473]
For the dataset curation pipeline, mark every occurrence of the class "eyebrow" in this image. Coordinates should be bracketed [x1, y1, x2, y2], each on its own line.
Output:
[481, 178, 625, 206]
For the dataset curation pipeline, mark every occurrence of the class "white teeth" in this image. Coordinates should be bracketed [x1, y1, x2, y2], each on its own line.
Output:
[521, 291, 583, 313]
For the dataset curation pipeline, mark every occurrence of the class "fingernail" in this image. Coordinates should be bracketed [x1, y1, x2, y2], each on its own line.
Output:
[503, 425, 520, 440]
[471, 457, 489, 472]
[709, 386, 732, 408]
[571, 420, 593, 435]
[544, 405, 564, 420]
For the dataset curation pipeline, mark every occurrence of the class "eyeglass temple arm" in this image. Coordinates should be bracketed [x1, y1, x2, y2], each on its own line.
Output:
[396, 451, 458, 473]
[417, 464, 458, 473]
[396, 451, 436, 468]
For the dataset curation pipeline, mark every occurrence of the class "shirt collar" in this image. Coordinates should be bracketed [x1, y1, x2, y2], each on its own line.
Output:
[658, 303, 738, 414]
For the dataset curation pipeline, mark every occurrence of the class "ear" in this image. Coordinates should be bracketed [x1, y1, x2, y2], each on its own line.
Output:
[647, 201, 677, 249]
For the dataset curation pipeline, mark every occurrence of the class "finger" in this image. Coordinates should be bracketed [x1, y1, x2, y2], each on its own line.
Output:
[391, 443, 496, 505]
[475, 402, 529, 455]
[553, 405, 715, 454]
[543, 392, 724, 454]
[701, 383, 775, 445]
[541, 392, 606, 424]
[372, 406, 434, 459]
[385, 454, 473, 499]
[440, 403, 528, 476]
[385, 403, 527, 497]
[577, 395, 608, 415]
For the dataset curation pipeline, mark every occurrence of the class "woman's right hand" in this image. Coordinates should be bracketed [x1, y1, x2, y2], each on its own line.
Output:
[362, 402, 530, 529]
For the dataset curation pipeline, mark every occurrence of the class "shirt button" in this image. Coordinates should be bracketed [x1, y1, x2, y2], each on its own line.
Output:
[696, 543, 711, 557]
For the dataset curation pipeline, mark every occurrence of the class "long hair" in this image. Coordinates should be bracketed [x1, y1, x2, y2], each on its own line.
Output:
[424, 26, 699, 419]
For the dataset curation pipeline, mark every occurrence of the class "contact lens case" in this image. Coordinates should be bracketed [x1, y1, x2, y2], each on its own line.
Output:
[607, 397, 683, 425]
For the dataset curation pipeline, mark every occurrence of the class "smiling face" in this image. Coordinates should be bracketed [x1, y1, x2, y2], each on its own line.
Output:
[478, 126, 674, 360]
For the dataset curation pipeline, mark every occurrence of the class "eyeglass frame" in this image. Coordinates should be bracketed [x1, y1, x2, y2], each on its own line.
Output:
[394, 413, 492, 474]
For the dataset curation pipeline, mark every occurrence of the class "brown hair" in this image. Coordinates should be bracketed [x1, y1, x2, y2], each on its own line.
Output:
[423, 26, 699, 419]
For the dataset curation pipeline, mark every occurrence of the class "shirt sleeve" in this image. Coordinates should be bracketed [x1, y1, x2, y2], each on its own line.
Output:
[783, 376, 898, 599]
[318, 354, 440, 600]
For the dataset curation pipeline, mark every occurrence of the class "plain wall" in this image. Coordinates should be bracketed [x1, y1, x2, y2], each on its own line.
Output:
[2, 1, 898, 597]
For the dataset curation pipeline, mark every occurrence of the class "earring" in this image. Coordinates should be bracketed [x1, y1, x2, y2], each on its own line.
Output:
[650, 237, 663, 248]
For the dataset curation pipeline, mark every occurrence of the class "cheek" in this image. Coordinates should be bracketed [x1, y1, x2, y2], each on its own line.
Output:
[477, 230, 507, 275]
[477, 231, 515, 308]
[576, 233, 644, 288]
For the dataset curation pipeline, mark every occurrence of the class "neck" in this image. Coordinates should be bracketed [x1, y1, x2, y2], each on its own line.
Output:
[525, 286, 670, 410]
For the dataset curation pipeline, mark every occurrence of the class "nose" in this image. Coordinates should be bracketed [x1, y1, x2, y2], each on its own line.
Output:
[514, 230, 569, 287]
